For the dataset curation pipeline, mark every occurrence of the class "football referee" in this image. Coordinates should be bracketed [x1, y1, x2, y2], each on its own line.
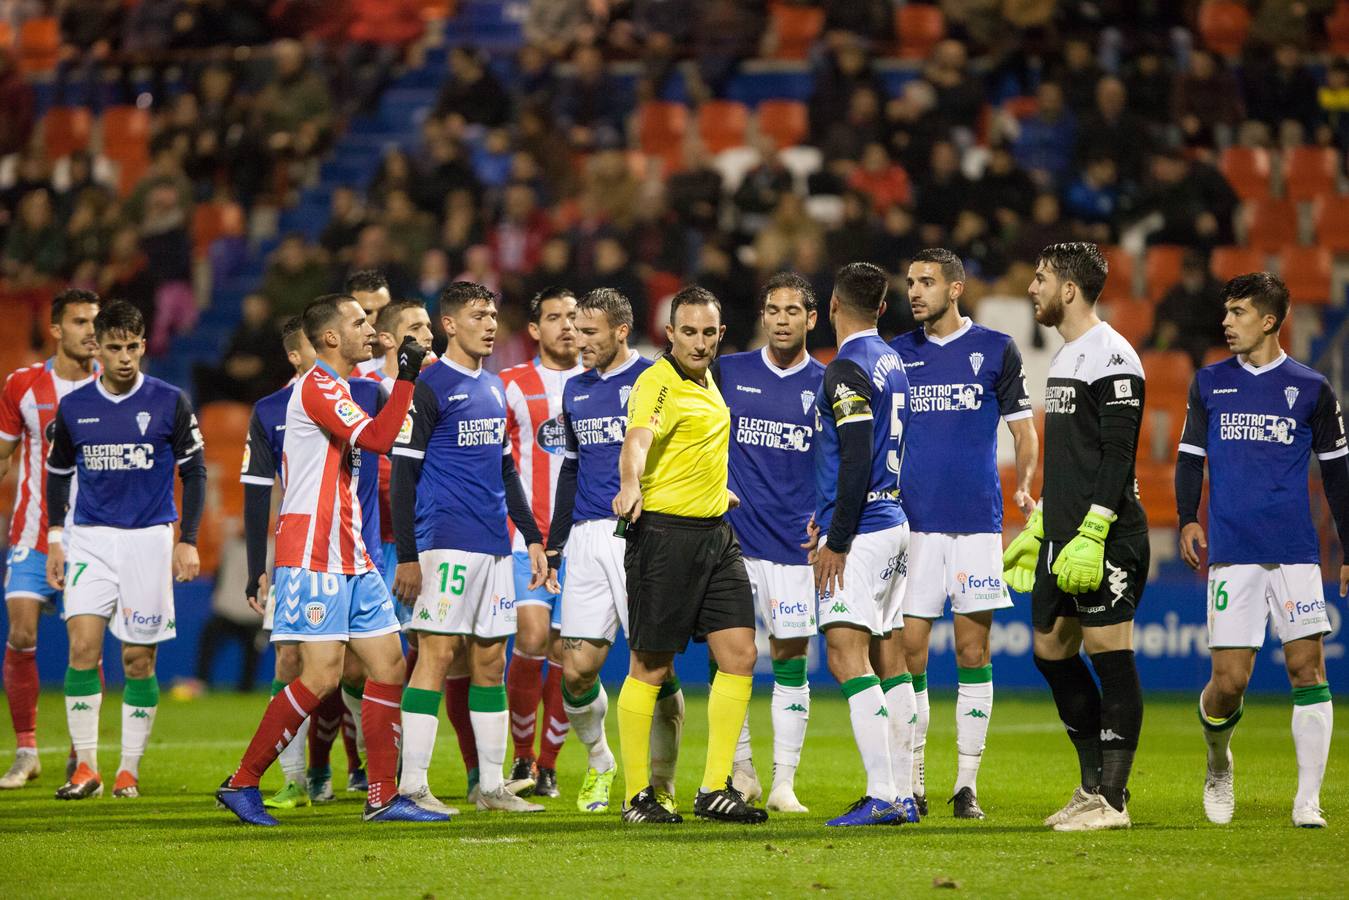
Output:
[610, 286, 766, 825]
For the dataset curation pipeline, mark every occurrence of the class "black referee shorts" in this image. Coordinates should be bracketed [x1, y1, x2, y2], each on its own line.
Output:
[624, 511, 754, 653]
[1031, 530, 1150, 630]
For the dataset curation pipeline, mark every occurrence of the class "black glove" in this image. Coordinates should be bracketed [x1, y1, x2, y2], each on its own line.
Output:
[397, 335, 429, 382]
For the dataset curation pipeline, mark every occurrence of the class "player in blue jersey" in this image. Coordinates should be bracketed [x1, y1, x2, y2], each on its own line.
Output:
[1176, 272, 1349, 829]
[712, 272, 824, 814]
[891, 249, 1038, 820]
[391, 281, 549, 813]
[1008, 243, 1148, 832]
[541, 287, 686, 814]
[44, 301, 206, 801]
[811, 263, 917, 827]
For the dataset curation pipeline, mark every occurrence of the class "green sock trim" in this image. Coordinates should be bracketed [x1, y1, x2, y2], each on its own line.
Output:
[563, 681, 600, 707]
[270, 679, 286, 697]
[840, 675, 881, 700]
[1293, 683, 1332, 706]
[1197, 702, 1243, 732]
[341, 681, 363, 700]
[957, 664, 993, 685]
[772, 657, 808, 687]
[880, 674, 914, 693]
[913, 672, 928, 693]
[400, 686, 443, 716]
[657, 677, 681, 700]
[123, 676, 159, 708]
[468, 684, 508, 713]
[64, 667, 101, 697]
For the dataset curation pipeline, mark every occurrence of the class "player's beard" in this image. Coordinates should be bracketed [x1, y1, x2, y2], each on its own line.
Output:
[1033, 292, 1065, 328]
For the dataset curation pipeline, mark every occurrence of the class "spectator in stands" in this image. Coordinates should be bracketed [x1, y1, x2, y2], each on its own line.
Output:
[441, 190, 486, 272]
[369, 149, 416, 211]
[1012, 81, 1077, 189]
[685, 0, 768, 103]
[1244, 42, 1322, 134]
[100, 226, 157, 333]
[1131, 148, 1237, 249]
[261, 233, 332, 320]
[871, 203, 921, 271]
[822, 0, 892, 45]
[0, 148, 53, 219]
[456, 243, 501, 296]
[515, 105, 573, 198]
[194, 65, 266, 204]
[949, 210, 1008, 282]
[914, 140, 971, 242]
[1149, 250, 1226, 369]
[194, 293, 289, 405]
[694, 236, 756, 347]
[127, 136, 194, 224]
[1171, 49, 1244, 148]
[65, 190, 116, 270]
[1064, 156, 1122, 241]
[556, 43, 626, 151]
[884, 78, 945, 175]
[320, 186, 368, 261]
[513, 43, 560, 110]
[977, 144, 1037, 230]
[121, 0, 176, 54]
[826, 191, 878, 269]
[382, 188, 437, 269]
[139, 184, 197, 355]
[416, 136, 482, 214]
[733, 138, 795, 235]
[489, 182, 553, 301]
[922, 40, 984, 135]
[1317, 60, 1349, 151]
[810, 37, 885, 143]
[342, 0, 426, 115]
[254, 39, 334, 168]
[417, 247, 452, 311]
[522, 237, 576, 304]
[346, 224, 413, 297]
[524, 0, 598, 58]
[1076, 76, 1151, 185]
[1251, 0, 1339, 48]
[0, 46, 34, 158]
[1054, 35, 1105, 119]
[821, 85, 887, 165]
[753, 192, 822, 277]
[1010, 192, 1072, 261]
[848, 143, 912, 214]
[626, 182, 686, 276]
[1122, 41, 1175, 132]
[3, 189, 65, 286]
[583, 236, 647, 331]
[434, 46, 511, 128]
[666, 142, 723, 235]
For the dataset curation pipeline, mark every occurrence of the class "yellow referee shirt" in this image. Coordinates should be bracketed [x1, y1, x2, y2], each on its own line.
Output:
[626, 353, 730, 519]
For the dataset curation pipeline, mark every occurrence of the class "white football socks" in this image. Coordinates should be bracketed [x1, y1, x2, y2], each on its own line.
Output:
[955, 666, 993, 794]
[884, 675, 917, 800]
[563, 682, 614, 772]
[1292, 684, 1333, 810]
[844, 676, 894, 800]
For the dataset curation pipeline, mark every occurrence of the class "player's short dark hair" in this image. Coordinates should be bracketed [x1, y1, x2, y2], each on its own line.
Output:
[528, 286, 576, 324]
[759, 272, 817, 312]
[93, 299, 145, 340]
[833, 262, 889, 315]
[1037, 242, 1108, 304]
[439, 281, 497, 318]
[302, 293, 357, 348]
[669, 285, 722, 326]
[344, 269, 388, 295]
[912, 248, 965, 285]
[281, 316, 306, 353]
[577, 287, 633, 329]
[1221, 271, 1290, 331]
[51, 288, 100, 324]
[375, 299, 423, 336]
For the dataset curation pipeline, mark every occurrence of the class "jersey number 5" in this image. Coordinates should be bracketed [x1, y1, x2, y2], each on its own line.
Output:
[886, 393, 906, 479]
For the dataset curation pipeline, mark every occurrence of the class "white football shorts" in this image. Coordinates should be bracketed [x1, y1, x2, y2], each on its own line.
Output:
[1207, 563, 1331, 649]
[817, 522, 909, 637]
[560, 519, 629, 643]
[406, 548, 516, 639]
[744, 556, 816, 640]
[904, 531, 1014, 618]
[62, 523, 176, 645]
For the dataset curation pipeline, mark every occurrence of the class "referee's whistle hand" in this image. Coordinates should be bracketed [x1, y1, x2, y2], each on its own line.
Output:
[394, 562, 422, 605]
[612, 485, 643, 523]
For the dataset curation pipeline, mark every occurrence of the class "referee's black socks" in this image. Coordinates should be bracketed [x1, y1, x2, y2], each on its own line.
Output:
[1033, 654, 1103, 793]
[1090, 649, 1143, 813]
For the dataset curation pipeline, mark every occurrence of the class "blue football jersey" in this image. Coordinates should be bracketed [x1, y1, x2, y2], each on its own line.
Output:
[815, 329, 909, 538]
[890, 320, 1032, 534]
[393, 357, 512, 555]
[1179, 354, 1348, 565]
[717, 348, 825, 565]
[348, 377, 384, 563]
[240, 383, 291, 487]
[47, 374, 203, 529]
[561, 351, 652, 524]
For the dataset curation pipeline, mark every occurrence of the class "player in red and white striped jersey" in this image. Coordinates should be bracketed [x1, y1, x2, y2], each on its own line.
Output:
[500, 287, 582, 797]
[0, 290, 100, 790]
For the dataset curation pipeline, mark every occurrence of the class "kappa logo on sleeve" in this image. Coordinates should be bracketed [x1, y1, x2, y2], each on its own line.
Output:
[334, 398, 362, 426]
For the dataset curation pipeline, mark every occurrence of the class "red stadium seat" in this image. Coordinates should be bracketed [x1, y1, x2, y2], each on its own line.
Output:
[757, 100, 808, 150]
[769, 3, 824, 60]
[198, 402, 253, 467]
[1135, 461, 1179, 528]
[42, 107, 93, 161]
[1329, 2, 1349, 55]
[636, 102, 687, 172]
[1312, 194, 1349, 252]
[1098, 245, 1136, 303]
[896, 5, 945, 60]
[1198, 0, 1251, 57]
[1243, 198, 1299, 252]
[1101, 298, 1153, 348]
[1141, 350, 1193, 412]
[1282, 146, 1340, 203]
[1143, 245, 1186, 303]
[1210, 246, 1266, 285]
[17, 17, 59, 74]
[191, 202, 245, 260]
[1218, 147, 1272, 201]
[1279, 246, 1333, 305]
[697, 100, 750, 154]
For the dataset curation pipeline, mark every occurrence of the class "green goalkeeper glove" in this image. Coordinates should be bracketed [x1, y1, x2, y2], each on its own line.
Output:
[1001, 508, 1043, 594]
[1051, 510, 1115, 594]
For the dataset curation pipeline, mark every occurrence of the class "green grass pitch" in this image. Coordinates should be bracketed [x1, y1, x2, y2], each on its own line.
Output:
[0, 689, 1344, 897]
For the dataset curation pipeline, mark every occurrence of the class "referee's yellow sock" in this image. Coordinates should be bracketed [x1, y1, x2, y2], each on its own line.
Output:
[618, 676, 661, 801]
[702, 672, 753, 792]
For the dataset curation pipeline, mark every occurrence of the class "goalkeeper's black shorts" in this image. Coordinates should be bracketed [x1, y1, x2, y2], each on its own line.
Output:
[1031, 530, 1149, 630]
[624, 511, 754, 653]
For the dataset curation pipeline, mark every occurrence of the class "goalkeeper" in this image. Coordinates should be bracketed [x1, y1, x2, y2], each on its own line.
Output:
[1003, 243, 1148, 832]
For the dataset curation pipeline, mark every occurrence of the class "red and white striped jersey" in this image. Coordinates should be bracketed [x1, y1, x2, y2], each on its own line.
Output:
[275, 362, 376, 574]
[0, 360, 95, 552]
[501, 356, 582, 549]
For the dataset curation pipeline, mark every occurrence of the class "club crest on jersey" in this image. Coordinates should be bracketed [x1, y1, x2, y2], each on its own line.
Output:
[969, 352, 984, 376]
[305, 602, 326, 626]
[1073, 354, 1086, 377]
[241, 442, 251, 473]
[800, 389, 816, 414]
[334, 399, 362, 426]
[490, 386, 504, 408]
[619, 385, 632, 409]
[1285, 387, 1299, 409]
[136, 411, 151, 435]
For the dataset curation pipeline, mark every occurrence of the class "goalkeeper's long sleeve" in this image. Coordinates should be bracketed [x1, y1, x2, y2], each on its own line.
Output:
[1090, 375, 1145, 515]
